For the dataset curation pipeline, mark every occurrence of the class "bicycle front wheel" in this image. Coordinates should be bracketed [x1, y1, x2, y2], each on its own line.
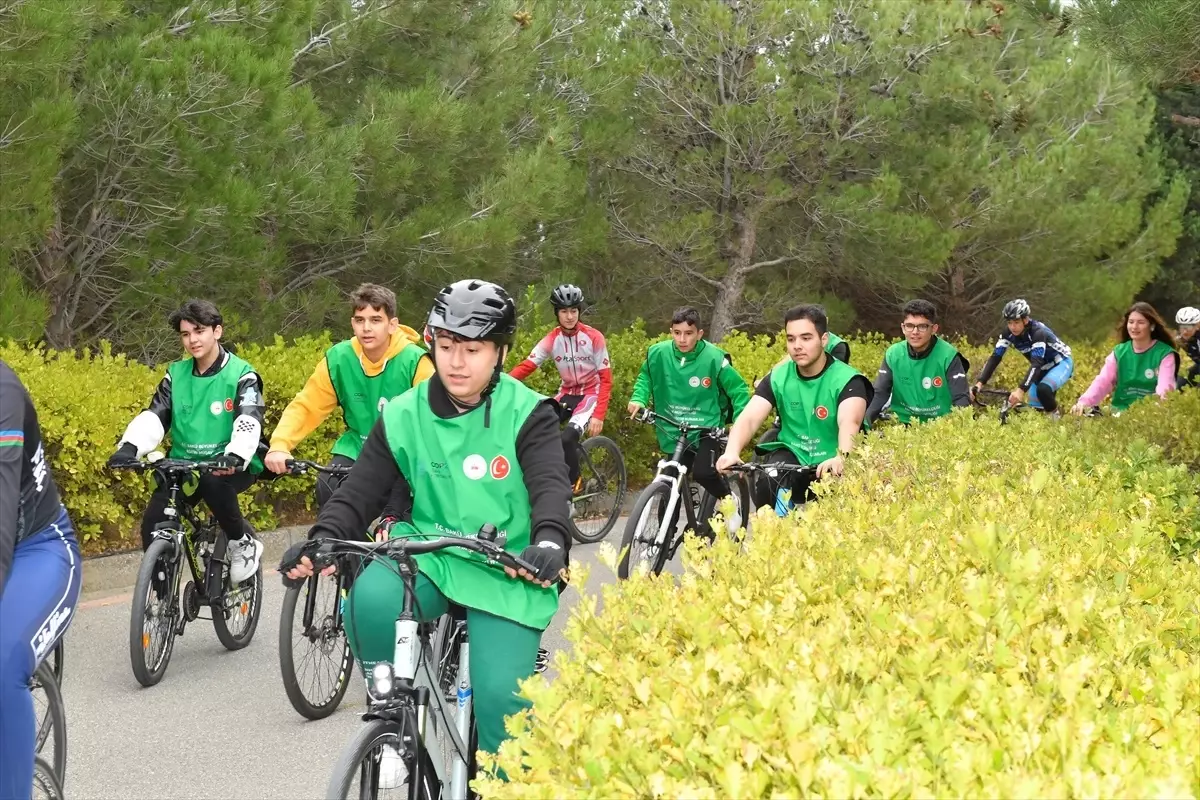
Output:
[279, 572, 353, 720]
[617, 481, 674, 578]
[325, 718, 439, 800]
[568, 435, 627, 544]
[30, 660, 67, 785]
[129, 537, 180, 687]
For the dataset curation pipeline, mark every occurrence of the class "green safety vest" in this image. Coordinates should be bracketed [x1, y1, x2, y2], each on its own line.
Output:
[884, 338, 962, 424]
[382, 375, 559, 631]
[167, 352, 264, 473]
[758, 358, 863, 465]
[1112, 339, 1175, 410]
[640, 340, 733, 453]
[824, 331, 845, 357]
[325, 339, 427, 460]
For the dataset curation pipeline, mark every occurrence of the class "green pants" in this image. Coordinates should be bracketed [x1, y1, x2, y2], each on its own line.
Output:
[344, 559, 543, 757]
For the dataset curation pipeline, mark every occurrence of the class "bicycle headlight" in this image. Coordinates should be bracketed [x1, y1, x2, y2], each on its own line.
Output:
[369, 663, 395, 700]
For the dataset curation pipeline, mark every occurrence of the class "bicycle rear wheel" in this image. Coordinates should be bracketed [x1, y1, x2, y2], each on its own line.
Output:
[129, 537, 180, 687]
[213, 561, 263, 651]
[568, 435, 627, 544]
[279, 571, 354, 720]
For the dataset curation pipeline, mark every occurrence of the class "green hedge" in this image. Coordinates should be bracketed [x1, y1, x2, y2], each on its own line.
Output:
[0, 326, 1124, 554]
[478, 391, 1200, 798]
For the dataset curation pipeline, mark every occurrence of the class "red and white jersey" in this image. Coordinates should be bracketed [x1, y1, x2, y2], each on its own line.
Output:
[509, 323, 613, 419]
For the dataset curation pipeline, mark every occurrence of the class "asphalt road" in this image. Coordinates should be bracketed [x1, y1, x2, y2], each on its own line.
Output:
[56, 521, 650, 800]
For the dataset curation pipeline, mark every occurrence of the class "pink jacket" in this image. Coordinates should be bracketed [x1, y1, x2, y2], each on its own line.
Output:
[1077, 346, 1177, 406]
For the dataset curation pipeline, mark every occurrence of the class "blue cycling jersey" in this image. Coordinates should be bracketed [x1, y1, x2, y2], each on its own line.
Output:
[977, 319, 1073, 390]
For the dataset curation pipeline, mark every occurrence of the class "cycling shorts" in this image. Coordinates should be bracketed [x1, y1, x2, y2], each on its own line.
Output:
[558, 393, 598, 431]
[1028, 358, 1074, 409]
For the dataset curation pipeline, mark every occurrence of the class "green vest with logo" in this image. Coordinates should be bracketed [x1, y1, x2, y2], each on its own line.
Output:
[167, 352, 263, 473]
[382, 375, 558, 631]
[1112, 339, 1175, 410]
[884, 338, 960, 424]
[643, 340, 731, 452]
[325, 339, 427, 460]
[758, 358, 862, 465]
[824, 332, 845, 356]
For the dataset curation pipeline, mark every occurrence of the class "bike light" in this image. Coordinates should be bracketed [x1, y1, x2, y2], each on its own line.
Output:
[369, 663, 394, 700]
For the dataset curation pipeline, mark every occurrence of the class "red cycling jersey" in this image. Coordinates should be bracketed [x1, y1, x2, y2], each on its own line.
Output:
[509, 323, 613, 420]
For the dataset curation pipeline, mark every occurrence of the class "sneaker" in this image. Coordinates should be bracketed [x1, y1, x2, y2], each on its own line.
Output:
[725, 509, 742, 536]
[378, 744, 408, 789]
[534, 647, 549, 674]
[227, 536, 263, 584]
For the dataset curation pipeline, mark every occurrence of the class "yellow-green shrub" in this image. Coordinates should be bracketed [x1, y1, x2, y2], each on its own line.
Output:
[0, 324, 1170, 554]
[478, 404, 1200, 799]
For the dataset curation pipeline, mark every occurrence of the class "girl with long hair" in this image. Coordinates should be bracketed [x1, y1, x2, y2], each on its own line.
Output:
[1070, 302, 1180, 414]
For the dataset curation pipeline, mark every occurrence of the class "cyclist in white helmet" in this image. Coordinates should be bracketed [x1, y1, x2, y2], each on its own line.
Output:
[1177, 306, 1200, 388]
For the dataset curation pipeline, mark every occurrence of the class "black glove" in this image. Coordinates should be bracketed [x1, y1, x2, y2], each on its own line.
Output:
[278, 540, 318, 590]
[107, 443, 138, 468]
[518, 535, 567, 583]
[209, 453, 245, 471]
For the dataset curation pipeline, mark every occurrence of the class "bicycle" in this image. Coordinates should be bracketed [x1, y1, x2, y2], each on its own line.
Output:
[29, 638, 66, 787]
[726, 461, 819, 517]
[32, 755, 64, 800]
[971, 386, 1032, 424]
[113, 454, 264, 687]
[301, 526, 554, 800]
[276, 458, 358, 720]
[562, 422, 627, 545]
[617, 408, 752, 579]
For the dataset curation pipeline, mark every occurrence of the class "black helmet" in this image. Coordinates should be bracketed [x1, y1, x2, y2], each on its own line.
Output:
[550, 284, 585, 311]
[426, 279, 517, 346]
[1002, 299, 1031, 321]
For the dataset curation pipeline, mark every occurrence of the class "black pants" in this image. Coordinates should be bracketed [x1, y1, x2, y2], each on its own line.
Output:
[140, 470, 256, 550]
[316, 454, 355, 509]
[750, 448, 818, 510]
[558, 396, 585, 485]
[657, 438, 730, 535]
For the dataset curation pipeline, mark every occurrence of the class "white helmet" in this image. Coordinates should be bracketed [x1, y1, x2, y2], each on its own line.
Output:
[1176, 306, 1200, 326]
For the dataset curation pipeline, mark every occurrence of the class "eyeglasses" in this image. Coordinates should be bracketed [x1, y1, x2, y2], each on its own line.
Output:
[901, 323, 932, 333]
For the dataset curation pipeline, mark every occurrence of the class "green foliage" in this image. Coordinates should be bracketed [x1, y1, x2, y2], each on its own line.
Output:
[478, 398, 1200, 799]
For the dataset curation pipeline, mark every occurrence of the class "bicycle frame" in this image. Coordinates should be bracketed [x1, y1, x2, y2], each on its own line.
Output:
[147, 469, 228, 603]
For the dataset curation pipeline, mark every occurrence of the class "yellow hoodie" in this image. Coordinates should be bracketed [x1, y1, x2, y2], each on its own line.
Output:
[268, 326, 434, 454]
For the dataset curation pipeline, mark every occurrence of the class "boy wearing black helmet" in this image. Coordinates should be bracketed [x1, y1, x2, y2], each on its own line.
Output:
[280, 279, 571, 773]
[972, 299, 1074, 416]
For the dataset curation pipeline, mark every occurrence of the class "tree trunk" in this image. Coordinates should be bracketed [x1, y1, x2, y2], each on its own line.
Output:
[35, 216, 75, 350]
[709, 214, 757, 340]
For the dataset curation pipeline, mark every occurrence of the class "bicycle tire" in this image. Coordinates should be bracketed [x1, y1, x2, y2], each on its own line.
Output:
[618, 481, 674, 578]
[213, 562, 263, 651]
[568, 435, 627, 544]
[324, 717, 439, 800]
[31, 660, 67, 785]
[278, 573, 354, 720]
[32, 755, 64, 800]
[729, 475, 753, 540]
[129, 537, 180, 687]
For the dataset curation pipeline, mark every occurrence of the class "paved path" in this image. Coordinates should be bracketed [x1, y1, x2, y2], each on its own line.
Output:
[56, 522, 649, 800]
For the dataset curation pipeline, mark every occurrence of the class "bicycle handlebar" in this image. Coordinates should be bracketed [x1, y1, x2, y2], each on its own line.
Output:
[109, 455, 234, 475]
[300, 524, 553, 584]
[726, 462, 819, 478]
[284, 458, 354, 476]
[632, 407, 726, 439]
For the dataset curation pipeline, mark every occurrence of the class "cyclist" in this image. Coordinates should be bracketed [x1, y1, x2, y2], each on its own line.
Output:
[717, 304, 871, 509]
[1176, 306, 1199, 388]
[263, 283, 433, 510]
[509, 284, 613, 488]
[278, 279, 570, 779]
[972, 299, 1074, 416]
[0, 360, 82, 800]
[627, 306, 751, 536]
[107, 299, 266, 585]
[756, 325, 851, 446]
[865, 299, 970, 426]
[1071, 302, 1180, 414]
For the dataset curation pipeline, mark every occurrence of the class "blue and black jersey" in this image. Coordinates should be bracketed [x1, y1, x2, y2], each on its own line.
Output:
[977, 319, 1072, 390]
